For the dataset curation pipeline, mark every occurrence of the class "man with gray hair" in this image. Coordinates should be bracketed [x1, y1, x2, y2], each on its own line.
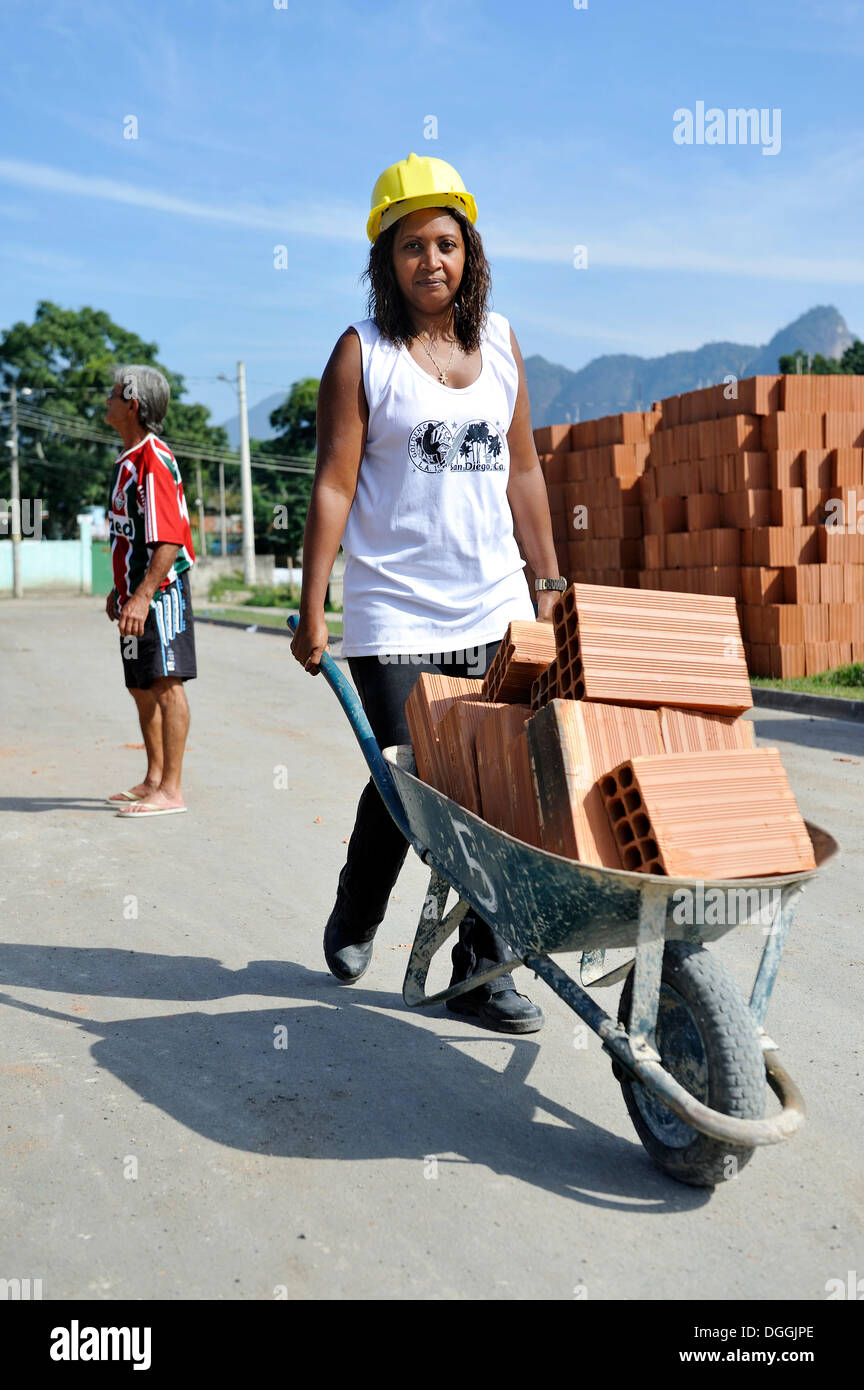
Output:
[104, 364, 197, 817]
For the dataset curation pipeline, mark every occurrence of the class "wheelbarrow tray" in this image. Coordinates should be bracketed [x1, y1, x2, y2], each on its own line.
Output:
[383, 744, 834, 957]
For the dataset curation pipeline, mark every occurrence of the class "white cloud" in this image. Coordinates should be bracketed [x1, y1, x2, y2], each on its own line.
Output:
[0, 158, 366, 243]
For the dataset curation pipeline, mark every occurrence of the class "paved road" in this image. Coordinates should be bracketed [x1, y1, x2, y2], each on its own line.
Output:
[1, 597, 862, 1301]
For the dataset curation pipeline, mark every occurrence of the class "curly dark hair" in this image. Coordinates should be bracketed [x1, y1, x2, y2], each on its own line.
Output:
[360, 207, 492, 353]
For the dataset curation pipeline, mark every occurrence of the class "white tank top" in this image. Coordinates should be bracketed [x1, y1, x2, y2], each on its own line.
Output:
[340, 310, 535, 657]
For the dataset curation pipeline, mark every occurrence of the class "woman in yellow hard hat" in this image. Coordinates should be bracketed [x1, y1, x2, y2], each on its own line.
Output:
[291, 152, 562, 1032]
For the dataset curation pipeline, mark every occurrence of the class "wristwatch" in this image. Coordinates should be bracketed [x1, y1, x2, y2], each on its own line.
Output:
[534, 577, 567, 592]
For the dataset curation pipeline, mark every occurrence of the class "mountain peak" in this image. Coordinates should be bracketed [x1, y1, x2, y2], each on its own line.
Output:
[525, 305, 857, 426]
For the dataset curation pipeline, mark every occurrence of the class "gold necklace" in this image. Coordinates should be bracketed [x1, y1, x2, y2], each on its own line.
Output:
[417, 332, 457, 385]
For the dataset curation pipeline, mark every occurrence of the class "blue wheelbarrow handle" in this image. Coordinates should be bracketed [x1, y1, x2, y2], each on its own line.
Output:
[286, 615, 417, 849]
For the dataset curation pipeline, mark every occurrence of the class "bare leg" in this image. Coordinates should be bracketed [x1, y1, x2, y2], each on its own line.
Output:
[131, 686, 164, 788]
[120, 677, 189, 811]
[109, 686, 163, 800]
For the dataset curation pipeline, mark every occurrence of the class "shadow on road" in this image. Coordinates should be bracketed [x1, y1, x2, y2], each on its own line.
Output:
[0, 797, 113, 813]
[0, 950, 707, 1213]
[753, 716, 864, 755]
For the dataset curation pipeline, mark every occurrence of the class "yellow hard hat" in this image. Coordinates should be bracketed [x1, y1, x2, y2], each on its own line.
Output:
[367, 152, 478, 243]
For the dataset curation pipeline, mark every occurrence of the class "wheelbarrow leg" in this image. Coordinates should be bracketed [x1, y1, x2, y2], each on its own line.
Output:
[626, 883, 667, 1062]
[402, 868, 517, 1008]
[749, 882, 804, 1033]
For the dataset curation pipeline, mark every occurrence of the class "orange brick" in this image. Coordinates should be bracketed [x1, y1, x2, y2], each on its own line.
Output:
[742, 566, 784, 603]
[643, 534, 665, 568]
[716, 376, 782, 418]
[552, 582, 751, 713]
[762, 413, 824, 451]
[827, 641, 853, 669]
[645, 496, 687, 532]
[716, 456, 736, 492]
[507, 729, 543, 847]
[824, 412, 864, 449]
[723, 490, 772, 528]
[833, 448, 864, 487]
[741, 526, 819, 567]
[534, 424, 571, 454]
[802, 605, 829, 643]
[525, 698, 663, 866]
[828, 605, 854, 643]
[762, 604, 805, 645]
[563, 451, 586, 482]
[481, 621, 556, 702]
[710, 528, 741, 566]
[748, 642, 771, 676]
[818, 529, 864, 565]
[770, 489, 805, 526]
[768, 449, 804, 489]
[769, 645, 806, 678]
[544, 452, 567, 485]
[781, 565, 820, 604]
[733, 451, 770, 489]
[819, 565, 844, 605]
[405, 675, 486, 794]
[476, 705, 531, 835]
[802, 449, 833, 490]
[805, 641, 830, 675]
[437, 697, 512, 814]
[697, 456, 718, 493]
[845, 565, 864, 602]
[599, 748, 814, 877]
[659, 707, 756, 752]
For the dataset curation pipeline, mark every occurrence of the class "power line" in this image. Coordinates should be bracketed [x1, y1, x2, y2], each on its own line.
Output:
[13, 403, 316, 475]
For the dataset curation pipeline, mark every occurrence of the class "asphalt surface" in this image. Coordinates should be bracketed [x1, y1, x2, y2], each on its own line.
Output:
[1, 597, 862, 1301]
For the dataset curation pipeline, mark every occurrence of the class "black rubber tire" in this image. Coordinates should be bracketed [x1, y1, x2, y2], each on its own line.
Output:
[616, 941, 765, 1187]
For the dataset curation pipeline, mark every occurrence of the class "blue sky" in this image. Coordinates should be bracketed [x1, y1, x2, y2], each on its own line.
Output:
[1, 0, 862, 426]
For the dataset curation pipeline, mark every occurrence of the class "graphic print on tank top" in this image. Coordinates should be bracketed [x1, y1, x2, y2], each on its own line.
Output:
[407, 419, 507, 474]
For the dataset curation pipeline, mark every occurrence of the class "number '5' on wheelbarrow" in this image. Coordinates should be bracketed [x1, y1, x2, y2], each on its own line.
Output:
[288, 618, 838, 1188]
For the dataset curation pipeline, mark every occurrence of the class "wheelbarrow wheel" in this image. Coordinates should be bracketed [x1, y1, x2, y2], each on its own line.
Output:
[616, 941, 765, 1187]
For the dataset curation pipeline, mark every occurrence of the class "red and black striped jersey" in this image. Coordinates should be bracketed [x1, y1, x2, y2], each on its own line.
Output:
[109, 434, 196, 607]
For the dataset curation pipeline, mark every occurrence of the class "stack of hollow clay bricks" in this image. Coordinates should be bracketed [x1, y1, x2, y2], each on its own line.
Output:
[404, 586, 815, 878]
[533, 374, 864, 678]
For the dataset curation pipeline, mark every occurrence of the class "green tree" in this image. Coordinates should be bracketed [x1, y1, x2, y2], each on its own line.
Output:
[778, 340, 864, 375]
[0, 301, 228, 537]
[250, 377, 319, 557]
[840, 339, 864, 373]
[267, 377, 318, 455]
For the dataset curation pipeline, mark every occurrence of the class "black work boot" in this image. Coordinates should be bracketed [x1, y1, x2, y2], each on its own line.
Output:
[445, 937, 544, 1035]
[322, 863, 382, 984]
[322, 783, 409, 984]
[323, 902, 378, 983]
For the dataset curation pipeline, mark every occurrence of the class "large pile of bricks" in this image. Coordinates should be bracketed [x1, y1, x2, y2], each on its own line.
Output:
[536, 410, 659, 590]
[534, 375, 864, 677]
[405, 587, 815, 879]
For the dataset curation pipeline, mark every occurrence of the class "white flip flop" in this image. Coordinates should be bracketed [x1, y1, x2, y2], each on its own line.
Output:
[116, 804, 188, 818]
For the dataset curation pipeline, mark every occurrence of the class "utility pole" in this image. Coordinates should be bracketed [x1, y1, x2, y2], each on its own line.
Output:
[195, 462, 207, 563]
[218, 461, 228, 560]
[9, 383, 23, 598]
[237, 361, 256, 585]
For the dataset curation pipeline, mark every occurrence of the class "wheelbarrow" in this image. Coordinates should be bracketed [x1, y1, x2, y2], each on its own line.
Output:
[289, 620, 838, 1187]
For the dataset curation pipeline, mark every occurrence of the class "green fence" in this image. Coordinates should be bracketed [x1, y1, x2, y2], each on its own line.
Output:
[91, 540, 113, 596]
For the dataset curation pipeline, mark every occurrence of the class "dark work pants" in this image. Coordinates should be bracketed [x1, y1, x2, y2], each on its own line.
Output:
[337, 641, 515, 982]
